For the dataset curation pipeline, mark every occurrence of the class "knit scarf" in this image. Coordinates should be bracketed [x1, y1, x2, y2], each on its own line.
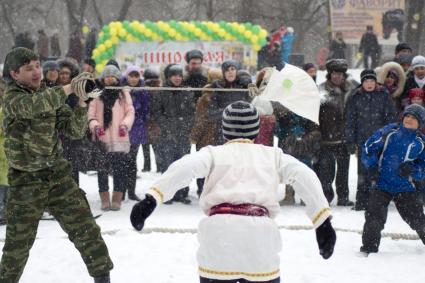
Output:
[100, 88, 120, 130]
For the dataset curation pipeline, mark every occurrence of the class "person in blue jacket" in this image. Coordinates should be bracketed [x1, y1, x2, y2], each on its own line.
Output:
[360, 104, 425, 254]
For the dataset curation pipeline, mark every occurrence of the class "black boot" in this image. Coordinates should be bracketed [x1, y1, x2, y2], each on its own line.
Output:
[94, 273, 110, 283]
[128, 187, 141, 201]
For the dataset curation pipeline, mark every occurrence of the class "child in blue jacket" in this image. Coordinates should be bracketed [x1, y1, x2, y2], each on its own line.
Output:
[360, 104, 425, 254]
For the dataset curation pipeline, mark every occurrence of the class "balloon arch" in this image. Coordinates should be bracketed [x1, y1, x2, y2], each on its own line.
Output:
[91, 20, 268, 72]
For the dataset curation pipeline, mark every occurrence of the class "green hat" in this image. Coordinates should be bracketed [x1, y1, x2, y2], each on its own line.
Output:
[3, 47, 39, 82]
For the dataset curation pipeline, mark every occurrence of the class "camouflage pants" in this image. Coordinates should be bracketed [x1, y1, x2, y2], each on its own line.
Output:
[0, 159, 113, 282]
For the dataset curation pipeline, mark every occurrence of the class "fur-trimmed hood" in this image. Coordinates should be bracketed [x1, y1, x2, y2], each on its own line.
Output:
[376, 61, 406, 98]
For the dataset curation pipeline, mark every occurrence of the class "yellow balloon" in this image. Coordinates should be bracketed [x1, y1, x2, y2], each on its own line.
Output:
[82, 25, 89, 34]
[99, 31, 104, 38]
[218, 30, 225, 37]
[98, 44, 106, 52]
[169, 29, 176, 37]
[259, 29, 267, 38]
[119, 29, 127, 37]
[96, 65, 103, 73]
[126, 34, 132, 41]
[110, 28, 118, 37]
[111, 37, 119, 45]
[253, 44, 261, 51]
[175, 34, 183, 41]
[105, 40, 112, 48]
[238, 25, 245, 33]
[145, 29, 152, 37]
[250, 35, 258, 43]
[92, 49, 99, 58]
[194, 29, 202, 37]
[244, 30, 252, 38]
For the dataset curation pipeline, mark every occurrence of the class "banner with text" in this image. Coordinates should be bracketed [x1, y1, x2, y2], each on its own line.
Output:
[115, 41, 256, 70]
[329, 0, 405, 44]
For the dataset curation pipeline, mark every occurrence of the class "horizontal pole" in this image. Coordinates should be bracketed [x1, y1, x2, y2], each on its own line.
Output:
[104, 86, 250, 92]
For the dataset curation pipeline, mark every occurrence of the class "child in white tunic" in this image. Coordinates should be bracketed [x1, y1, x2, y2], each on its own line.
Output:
[131, 101, 336, 283]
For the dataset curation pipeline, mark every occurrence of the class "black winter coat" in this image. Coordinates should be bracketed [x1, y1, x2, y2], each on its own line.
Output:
[397, 75, 425, 112]
[344, 85, 396, 145]
[151, 81, 195, 143]
[318, 80, 356, 143]
[359, 32, 379, 53]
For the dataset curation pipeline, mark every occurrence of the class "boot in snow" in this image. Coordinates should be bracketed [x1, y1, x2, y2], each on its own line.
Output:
[99, 192, 110, 211]
[94, 273, 110, 283]
[110, 191, 123, 211]
[128, 186, 141, 201]
[280, 185, 295, 206]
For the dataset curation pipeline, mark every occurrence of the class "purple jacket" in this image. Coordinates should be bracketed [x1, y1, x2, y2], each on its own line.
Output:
[121, 78, 150, 144]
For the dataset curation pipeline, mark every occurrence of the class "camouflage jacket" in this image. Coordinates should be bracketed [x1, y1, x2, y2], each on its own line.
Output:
[2, 82, 88, 172]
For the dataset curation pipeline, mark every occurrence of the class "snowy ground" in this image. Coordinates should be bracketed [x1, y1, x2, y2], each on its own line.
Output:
[0, 152, 424, 283]
[1, 69, 424, 282]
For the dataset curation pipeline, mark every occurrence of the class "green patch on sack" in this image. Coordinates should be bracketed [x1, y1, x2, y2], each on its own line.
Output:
[282, 79, 293, 90]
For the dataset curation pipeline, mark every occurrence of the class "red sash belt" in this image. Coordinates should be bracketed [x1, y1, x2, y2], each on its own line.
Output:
[209, 203, 269, 217]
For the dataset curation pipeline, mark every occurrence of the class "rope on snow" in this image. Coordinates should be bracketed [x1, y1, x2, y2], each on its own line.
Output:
[99, 225, 420, 241]
[0, 225, 418, 242]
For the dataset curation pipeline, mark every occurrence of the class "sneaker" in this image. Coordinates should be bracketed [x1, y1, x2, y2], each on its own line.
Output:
[164, 200, 173, 205]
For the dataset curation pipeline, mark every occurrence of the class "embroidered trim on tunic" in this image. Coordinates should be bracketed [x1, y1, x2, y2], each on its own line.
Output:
[312, 207, 330, 225]
[150, 187, 164, 203]
[199, 266, 280, 278]
[224, 139, 254, 145]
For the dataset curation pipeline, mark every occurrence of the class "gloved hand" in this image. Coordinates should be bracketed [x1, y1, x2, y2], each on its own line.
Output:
[130, 194, 157, 231]
[399, 162, 415, 177]
[315, 218, 336, 259]
[95, 127, 105, 138]
[247, 83, 260, 98]
[118, 125, 127, 137]
[71, 72, 102, 101]
[356, 52, 363, 60]
[368, 166, 380, 186]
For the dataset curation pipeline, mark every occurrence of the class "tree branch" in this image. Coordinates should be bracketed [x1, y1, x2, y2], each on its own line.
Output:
[1, 1, 16, 38]
[91, 0, 103, 27]
[117, 0, 133, 21]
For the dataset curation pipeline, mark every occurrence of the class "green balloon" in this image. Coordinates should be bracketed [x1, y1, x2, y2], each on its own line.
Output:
[102, 26, 109, 33]
[260, 38, 267, 46]
[252, 25, 261, 33]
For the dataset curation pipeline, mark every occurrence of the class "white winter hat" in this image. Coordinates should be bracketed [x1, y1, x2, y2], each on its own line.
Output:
[411, 55, 425, 69]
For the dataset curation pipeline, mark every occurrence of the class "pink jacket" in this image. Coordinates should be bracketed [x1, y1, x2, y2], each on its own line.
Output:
[88, 91, 135, 153]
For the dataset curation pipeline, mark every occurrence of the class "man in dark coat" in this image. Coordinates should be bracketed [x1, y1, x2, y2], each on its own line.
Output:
[317, 59, 356, 206]
[183, 49, 208, 103]
[345, 69, 397, 211]
[359, 26, 380, 69]
[151, 64, 195, 204]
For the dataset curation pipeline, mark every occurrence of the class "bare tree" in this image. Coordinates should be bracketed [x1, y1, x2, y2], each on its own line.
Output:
[405, 0, 425, 53]
[63, 0, 88, 32]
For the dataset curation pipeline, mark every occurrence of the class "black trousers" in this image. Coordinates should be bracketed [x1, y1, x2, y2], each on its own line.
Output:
[155, 137, 191, 200]
[315, 143, 350, 203]
[126, 144, 140, 195]
[355, 149, 375, 210]
[141, 144, 151, 171]
[200, 277, 280, 283]
[363, 51, 379, 69]
[98, 152, 129, 193]
[361, 190, 425, 253]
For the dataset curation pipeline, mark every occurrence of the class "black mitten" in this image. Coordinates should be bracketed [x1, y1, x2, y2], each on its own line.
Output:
[398, 162, 415, 177]
[85, 79, 96, 93]
[130, 194, 157, 231]
[315, 218, 336, 259]
[65, 93, 79, 109]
